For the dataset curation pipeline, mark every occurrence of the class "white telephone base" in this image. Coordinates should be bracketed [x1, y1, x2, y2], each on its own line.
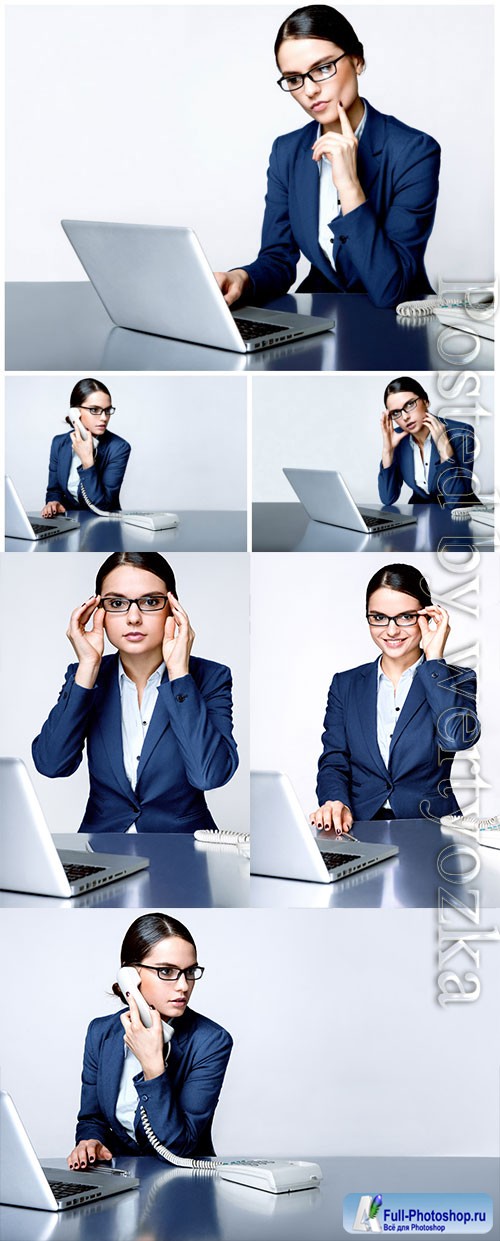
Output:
[121, 512, 179, 530]
[218, 1159, 322, 1194]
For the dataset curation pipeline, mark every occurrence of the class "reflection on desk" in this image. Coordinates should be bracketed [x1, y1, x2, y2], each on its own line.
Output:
[0, 834, 250, 909]
[6, 284, 493, 372]
[252, 502, 495, 552]
[6, 509, 247, 553]
[251, 818, 500, 908]
[2, 1156, 497, 1241]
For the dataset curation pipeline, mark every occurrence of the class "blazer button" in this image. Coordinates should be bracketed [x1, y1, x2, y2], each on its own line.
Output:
[431, 673, 438, 678]
[141, 1093, 149, 1101]
[339, 235, 347, 244]
[176, 693, 187, 703]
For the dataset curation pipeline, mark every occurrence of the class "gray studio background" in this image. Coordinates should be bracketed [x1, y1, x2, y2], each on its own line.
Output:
[6, 374, 247, 513]
[251, 551, 500, 817]
[6, 6, 493, 288]
[0, 553, 249, 831]
[1, 907, 499, 1158]
[252, 372, 495, 503]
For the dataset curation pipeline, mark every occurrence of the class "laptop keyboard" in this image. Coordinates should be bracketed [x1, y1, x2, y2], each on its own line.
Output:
[363, 515, 394, 528]
[63, 862, 107, 881]
[48, 1178, 101, 1200]
[30, 523, 61, 538]
[322, 852, 360, 869]
[235, 318, 293, 341]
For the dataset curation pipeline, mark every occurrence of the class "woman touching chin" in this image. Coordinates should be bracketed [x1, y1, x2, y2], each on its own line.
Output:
[215, 5, 440, 310]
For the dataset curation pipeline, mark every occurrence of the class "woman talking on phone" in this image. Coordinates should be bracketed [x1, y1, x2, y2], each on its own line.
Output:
[41, 378, 131, 517]
[309, 563, 480, 834]
[32, 552, 238, 832]
[67, 913, 232, 1166]
[378, 377, 478, 507]
[215, 5, 440, 310]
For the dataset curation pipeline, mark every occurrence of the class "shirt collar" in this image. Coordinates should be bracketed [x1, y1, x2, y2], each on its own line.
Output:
[377, 652, 424, 684]
[118, 659, 165, 688]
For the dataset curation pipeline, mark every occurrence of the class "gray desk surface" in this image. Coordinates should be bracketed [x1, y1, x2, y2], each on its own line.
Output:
[1, 1157, 497, 1241]
[251, 818, 500, 909]
[0, 834, 250, 910]
[6, 509, 247, 553]
[252, 502, 495, 552]
[6, 283, 494, 372]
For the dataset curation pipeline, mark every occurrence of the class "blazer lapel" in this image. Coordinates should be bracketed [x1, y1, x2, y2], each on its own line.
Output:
[354, 660, 390, 780]
[94, 657, 134, 799]
[355, 100, 386, 199]
[296, 125, 323, 267]
[135, 671, 171, 783]
[60, 435, 74, 492]
[104, 1019, 128, 1134]
[388, 671, 427, 759]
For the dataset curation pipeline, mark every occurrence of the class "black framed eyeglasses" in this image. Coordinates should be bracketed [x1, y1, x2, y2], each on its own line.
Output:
[134, 962, 204, 982]
[366, 611, 421, 628]
[78, 405, 115, 417]
[387, 398, 419, 425]
[277, 52, 347, 92]
[100, 594, 169, 614]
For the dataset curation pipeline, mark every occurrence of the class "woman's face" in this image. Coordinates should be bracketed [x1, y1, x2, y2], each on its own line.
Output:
[77, 390, 113, 438]
[99, 566, 171, 657]
[135, 935, 197, 1020]
[367, 587, 424, 662]
[385, 390, 429, 436]
[277, 38, 362, 125]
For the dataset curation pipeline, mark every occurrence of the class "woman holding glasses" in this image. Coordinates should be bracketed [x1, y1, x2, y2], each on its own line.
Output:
[215, 5, 440, 310]
[41, 378, 131, 517]
[32, 552, 238, 832]
[378, 377, 478, 507]
[67, 913, 232, 1166]
[309, 563, 480, 834]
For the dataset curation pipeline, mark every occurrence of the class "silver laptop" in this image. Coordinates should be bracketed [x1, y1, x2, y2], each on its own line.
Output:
[61, 220, 335, 354]
[251, 772, 399, 883]
[0, 757, 149, 897]
[5, 476, 80, 541]
[283, 468, 417, 534]
[0, 1092, 139, 1211]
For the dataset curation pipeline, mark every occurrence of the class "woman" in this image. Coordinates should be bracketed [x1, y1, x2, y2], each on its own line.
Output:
[67, 913, 232, 1166]
[32, 552, 238, 832]
[41, 378, 131, 516]
[215, 5, 440, 310]
[379, 377, 478, 507]
[309, 563, 480, 832]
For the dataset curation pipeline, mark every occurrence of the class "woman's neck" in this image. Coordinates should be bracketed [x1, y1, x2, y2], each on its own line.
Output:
[119, 648, 164, 694]
[412, 426, 430, 448]
[380, 648, 422, 686]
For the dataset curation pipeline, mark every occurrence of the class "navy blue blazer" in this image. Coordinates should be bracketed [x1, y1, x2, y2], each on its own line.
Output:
[45, 430, 131, 511]
[242, 99, 440, 309]
[75, 1007, 233, 1157]
[316, 657, 480, 822]
[378, 419, 478, 507]
[32, 653, 239, 833]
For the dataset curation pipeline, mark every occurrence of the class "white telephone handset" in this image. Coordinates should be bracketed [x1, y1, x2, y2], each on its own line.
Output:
[67, 411, 89, 441]
[116, 966, 175, 1044]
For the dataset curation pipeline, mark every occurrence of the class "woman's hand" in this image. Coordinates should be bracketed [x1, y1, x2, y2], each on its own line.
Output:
[422, 413, 454, 462]
[67, 595, 105, 688]
[41, 501, 67, 518]
[312, 103, 366, 214]
[120, 993, 165, 1081]
[71, 422, 94, 469]
[309, 801, 353, 835]
[380, 411, 409, 465]
[418, 605, 450, 661]
[163, 593, 195, 681]
[213, 269, 251, 307]
[67, 1139, 112, 1170]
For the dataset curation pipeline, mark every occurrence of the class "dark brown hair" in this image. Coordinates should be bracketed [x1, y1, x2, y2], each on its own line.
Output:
[366, 564, 432, 613]
[383, 376, 429, 407]
[69, 378, 112, 407]
[95, 553, 177, 599]
[275, 5, 364, 63]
